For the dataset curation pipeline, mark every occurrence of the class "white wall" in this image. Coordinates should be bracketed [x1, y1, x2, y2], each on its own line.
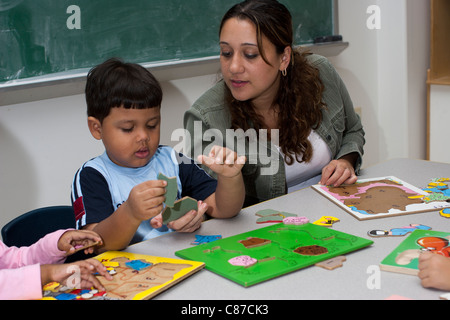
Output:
[0, 0, 430, 230]
[329, 0, 430, 165]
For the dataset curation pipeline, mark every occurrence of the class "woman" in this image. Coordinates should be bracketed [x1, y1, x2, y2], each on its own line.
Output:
[184, 0, 365, 206]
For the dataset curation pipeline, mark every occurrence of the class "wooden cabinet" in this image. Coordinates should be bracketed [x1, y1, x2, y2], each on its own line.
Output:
[427, 0, 450, 162]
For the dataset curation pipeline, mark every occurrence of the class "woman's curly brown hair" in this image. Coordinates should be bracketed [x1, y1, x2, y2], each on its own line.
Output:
[220, 0, 326, 165]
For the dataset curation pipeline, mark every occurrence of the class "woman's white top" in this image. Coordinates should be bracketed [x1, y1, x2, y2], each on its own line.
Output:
[276, 130, 332, 193]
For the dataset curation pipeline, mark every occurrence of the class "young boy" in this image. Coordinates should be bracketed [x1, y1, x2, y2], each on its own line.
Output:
[71, 58, 246, 252]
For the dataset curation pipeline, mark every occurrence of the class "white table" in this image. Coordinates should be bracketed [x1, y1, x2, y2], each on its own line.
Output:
[125, 158, 450, 300]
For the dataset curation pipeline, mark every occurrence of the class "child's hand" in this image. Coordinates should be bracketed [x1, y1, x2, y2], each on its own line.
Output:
[40, 258, 113, 291]
[418, 252, 450, 291]
[58, 230, 103, 255]
[125, 180, 167, 222]
[198, 146, 246, 178]
[150, 200, 208, 233]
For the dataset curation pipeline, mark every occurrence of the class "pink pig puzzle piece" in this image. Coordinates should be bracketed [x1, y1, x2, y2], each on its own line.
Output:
[228, 255, 258, 267]
[283, 216, 309, 225]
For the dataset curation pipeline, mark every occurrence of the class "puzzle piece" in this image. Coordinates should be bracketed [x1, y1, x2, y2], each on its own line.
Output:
[255, 209, 280, 217]
[158, 172, 178, 207]
[283, 216, 309, 225]
[239, 237, 271, 248]
[395, 249, 421, 265]
[385, 295, 413, 300]
[440, 293, 450, 300]
[368, 224, 431, 237]
[162, 196, 198, 224]
[440, 208, 450, 218]
[313, 216, 340, 227]
[191, 235, 222, 245]
[125, 259, 153, 271]
[255, 209, 297, 224]
[315, 256, 347, 270]
[256, 215, 284, 224]
[101, 260, 119, 268]
[294, 245, 328, 256]
[228, 255, 258, 268]
[66, 241, 101, 256]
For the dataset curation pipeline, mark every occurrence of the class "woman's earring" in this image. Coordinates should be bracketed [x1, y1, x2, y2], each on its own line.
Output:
[282, 69, 287, 77]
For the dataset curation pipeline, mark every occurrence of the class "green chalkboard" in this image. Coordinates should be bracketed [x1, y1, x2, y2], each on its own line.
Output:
[0, 0, 334, 84]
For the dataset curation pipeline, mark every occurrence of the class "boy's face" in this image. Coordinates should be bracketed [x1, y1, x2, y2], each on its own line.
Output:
[88, 106, 161, 168]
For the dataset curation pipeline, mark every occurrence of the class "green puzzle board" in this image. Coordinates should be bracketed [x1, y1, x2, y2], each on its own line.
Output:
[380, 229, 450, 276]
[176, 223, 373, 287]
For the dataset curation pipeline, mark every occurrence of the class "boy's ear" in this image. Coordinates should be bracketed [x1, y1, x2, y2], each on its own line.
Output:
[87, 117, 102, 140]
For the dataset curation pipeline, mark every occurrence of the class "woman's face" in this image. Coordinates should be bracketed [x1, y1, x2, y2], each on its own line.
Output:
[219, 17, 290, 108]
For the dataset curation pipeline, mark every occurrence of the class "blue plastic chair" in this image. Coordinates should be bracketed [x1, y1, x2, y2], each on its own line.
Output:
[1, 206, 76, 248]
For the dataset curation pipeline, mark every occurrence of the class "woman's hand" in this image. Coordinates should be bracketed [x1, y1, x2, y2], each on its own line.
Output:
[320, 154, 358, 187]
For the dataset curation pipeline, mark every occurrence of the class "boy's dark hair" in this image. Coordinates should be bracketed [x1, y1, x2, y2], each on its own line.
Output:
[85, 58, 163, 123]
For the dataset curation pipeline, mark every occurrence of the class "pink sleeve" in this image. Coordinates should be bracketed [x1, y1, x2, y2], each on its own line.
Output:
[0, 264, 43, 300]
[0, 229, 68, 269]
[0, 229, 70, 300]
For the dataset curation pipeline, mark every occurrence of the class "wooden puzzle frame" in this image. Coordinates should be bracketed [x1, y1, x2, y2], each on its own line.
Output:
[175, 223, 373, 287]
[43, 251, 204, 300]
[380, 229, 450, 275]
[312, 176, 450, 220]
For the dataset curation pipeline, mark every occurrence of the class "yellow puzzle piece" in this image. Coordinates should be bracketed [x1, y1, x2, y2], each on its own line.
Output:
[313, 216, 340, 227]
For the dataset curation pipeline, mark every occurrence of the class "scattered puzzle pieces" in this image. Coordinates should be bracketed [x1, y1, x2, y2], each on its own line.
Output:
[313, 216, 340, 228]
[255, 209, 297, 224]
[422, 178, 450, 202]
[315, 256, 347, 270]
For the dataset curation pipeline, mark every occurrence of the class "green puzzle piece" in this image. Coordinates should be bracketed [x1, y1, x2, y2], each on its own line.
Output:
[158, 172, 177, 208]
[162, 197, 198, 225]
